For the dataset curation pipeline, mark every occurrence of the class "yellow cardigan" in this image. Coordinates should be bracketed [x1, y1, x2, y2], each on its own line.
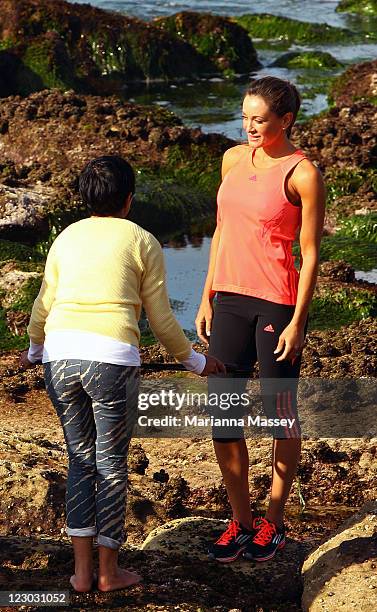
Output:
[27, 217, 192, 362]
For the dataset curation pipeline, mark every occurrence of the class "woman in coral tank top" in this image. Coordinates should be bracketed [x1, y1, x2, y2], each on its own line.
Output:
[196, 76, 325, 563]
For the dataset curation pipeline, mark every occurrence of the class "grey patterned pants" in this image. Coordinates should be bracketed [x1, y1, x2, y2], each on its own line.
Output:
[44, 360, 139, 550]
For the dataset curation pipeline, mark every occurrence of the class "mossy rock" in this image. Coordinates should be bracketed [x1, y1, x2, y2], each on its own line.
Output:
[0, 89, 231, 240]
[293, 101, 376, 173]
[330, 59, 377, 106]
[272, 51, 342, 70]
[0, 0, 231, 96]
[319, 234, 377, 271]
[337, 212, 377, 243]
[325, 168, 377, 219]
[20, 32, 78, 94]
[336, 0, 377, 15]
[1, 272, 42, 311]
[128, 173, 216, 237]
[0, 239, 44, 264]
[326, 168, 376, 203]
[0, 50, 25, 98]
[293, 214, 377, 271]
[131, 141, 224, 234]
[0, 263, 43, 350]
[2, 34, 75, 98]
[155, 11, 260, 75]
[233, 13, 356, 48]
[325, 168, 377, 220]
[309, 286, 377, 330]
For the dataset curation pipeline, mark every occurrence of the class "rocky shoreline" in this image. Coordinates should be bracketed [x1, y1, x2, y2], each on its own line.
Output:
[0, 0, 376, 609]
[0, 354, 376, 609]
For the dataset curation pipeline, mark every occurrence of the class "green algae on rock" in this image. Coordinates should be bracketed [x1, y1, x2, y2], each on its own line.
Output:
[20, 32, 78, 93]
[330, 59, 377, 106]
[338, 212, 377, 243]
[0, 0, 225, 96]
[319, 234, 377, 271]
[336, 0, 377, 14]
[0, 89, 232, 239]
[325, 168, 377, 220]
[0, 239, 44, 264]
[309, 286, 377, 330]
[154, 11, 260, 75]
[0, 259, 43, 350]
[307, 254, 377, 330]
[233, 13, 356, 48]
[272, 51, 342, 70]
[128, 172, 216, 237]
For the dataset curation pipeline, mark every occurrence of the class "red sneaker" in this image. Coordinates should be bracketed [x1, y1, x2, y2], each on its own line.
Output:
[208, 519, 255, 563]
[243, 517, 286, 562]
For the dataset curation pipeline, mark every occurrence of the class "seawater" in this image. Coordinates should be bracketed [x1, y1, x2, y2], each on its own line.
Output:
[70, 0, 364, 28]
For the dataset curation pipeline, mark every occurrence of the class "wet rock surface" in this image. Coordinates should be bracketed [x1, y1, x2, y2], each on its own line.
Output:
[0, 0, 232, 97]
[318, 260, 356, 283]
[154, 11, 260, 74]
[0, 86, 374, 248]
[272, 51, 342, 70]
[0, 8, 376, 605]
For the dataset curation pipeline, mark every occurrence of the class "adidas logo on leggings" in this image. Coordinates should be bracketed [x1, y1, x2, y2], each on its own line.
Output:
[263, 324, 275, 332]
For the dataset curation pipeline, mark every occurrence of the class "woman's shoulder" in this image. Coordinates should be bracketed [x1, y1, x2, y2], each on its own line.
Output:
[222, 144, 248, 178]
[291, 156, 325, 198]
[293, 156, 323, 182]
[222, 144, 248, 162]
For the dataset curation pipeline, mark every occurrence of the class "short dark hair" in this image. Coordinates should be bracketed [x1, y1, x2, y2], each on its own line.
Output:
[245, 76, 301, 137]
[79, 155, 135, 215]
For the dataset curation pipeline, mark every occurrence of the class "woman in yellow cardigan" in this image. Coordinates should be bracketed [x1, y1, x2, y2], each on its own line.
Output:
[20, 155, 224, 592]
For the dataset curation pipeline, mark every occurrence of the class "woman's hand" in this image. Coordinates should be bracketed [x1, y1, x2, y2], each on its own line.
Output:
[274, 322, 306, 364]
[19, 350, 37, 370]
[200, 355, 226, 376]
[195, 299, 214, 346]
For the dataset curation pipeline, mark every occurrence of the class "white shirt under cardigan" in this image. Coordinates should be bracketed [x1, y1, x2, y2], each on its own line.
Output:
[28, 330, 206, 374]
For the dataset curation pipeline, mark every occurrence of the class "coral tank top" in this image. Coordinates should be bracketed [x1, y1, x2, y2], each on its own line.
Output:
[212, 147, 307, 306]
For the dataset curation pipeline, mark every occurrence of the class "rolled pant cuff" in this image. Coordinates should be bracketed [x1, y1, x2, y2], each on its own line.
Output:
[66, 526, 97, 537]
[97, 534, 121, 550]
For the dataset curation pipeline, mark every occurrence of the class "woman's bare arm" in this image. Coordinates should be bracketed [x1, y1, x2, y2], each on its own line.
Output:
[275, 160, 326, 361]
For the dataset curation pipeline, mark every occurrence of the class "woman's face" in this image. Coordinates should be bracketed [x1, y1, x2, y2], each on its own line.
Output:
[242, 94, 292, 148]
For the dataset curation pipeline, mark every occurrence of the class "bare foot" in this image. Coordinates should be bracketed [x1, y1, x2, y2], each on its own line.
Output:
[98, 568, 142, 592]
[70, 572, 97, 593]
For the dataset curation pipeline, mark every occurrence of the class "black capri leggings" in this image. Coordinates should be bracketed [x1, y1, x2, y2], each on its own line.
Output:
[208, 292, 308, 440]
